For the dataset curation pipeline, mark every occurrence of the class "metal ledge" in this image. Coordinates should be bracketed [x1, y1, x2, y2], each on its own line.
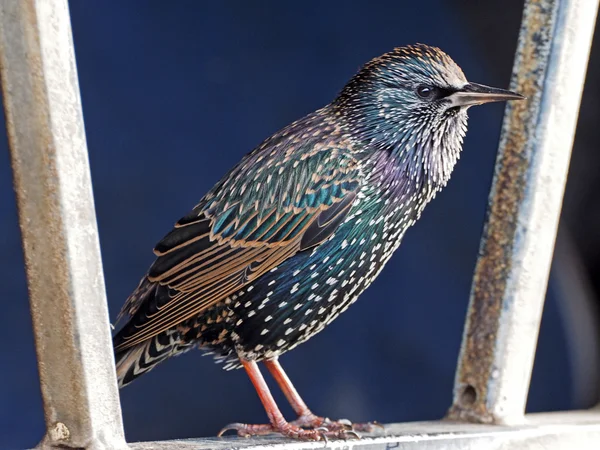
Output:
[129, 411, 600, 450]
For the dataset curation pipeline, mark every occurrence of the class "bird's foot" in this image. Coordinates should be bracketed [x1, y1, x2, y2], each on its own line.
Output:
[292, 412, 383, 432]
[218, 421, 361, 441]
[291, 412, 351, 430]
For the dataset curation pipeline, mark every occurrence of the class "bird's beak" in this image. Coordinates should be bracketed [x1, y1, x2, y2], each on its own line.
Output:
[450, 82, 525, 107]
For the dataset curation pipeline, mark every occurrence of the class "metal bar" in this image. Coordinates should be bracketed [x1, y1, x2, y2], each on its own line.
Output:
[0, 1, 127, 448]
[448, 0, 599, 424]
[127, 412, 600, 450]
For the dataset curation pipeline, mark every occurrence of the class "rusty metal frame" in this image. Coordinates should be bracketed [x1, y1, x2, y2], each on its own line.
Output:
[448, 0, 599, 425]
[0, 0, 127, 448]
[2, 0, 600, 449]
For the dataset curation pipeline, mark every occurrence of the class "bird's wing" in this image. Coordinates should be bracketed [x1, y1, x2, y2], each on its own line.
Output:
[115, 145, 362, 350]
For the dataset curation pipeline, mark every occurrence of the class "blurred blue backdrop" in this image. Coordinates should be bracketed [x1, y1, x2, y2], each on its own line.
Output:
[0, 1, 577, 448]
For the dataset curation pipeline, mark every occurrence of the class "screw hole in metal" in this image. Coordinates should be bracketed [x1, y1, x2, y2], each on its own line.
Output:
[460, 385, 477, 406]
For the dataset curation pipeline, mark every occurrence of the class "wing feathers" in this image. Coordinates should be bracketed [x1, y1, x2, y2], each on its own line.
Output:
[115, 146, 362, 350]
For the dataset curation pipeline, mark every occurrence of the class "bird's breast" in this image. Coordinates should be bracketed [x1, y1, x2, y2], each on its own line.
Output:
[211, 185, 424, 361]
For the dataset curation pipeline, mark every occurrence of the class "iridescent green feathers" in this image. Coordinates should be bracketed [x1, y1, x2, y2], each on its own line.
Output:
[114, 115, 363, 351]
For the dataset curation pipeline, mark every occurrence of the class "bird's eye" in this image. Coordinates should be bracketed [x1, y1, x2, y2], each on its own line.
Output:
[416, 85, 436, 99]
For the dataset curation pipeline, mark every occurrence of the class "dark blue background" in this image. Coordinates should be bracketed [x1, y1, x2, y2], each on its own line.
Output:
[0, 2, 576, 448]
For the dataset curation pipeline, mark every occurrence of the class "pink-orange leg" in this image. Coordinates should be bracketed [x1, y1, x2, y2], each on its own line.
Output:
[265, 358, 378, 432]
[218, 359, 359, 441]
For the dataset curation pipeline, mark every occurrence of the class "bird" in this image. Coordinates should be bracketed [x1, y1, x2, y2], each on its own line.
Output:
[112, 43, 523, 441]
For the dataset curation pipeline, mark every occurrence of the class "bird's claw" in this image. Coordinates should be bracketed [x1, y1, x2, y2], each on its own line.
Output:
[320, 417, 354, 431]
[345, 430, 362, 439]
[218, 422, 273, 438]
[314, 427, 329, 444]
[217, 423, 244, 438]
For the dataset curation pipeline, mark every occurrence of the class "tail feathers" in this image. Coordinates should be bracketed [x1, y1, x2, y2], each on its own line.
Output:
[115, 331, 191, 388]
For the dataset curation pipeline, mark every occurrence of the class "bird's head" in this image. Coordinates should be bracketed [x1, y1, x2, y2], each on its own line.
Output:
[333, 44, 523, 187]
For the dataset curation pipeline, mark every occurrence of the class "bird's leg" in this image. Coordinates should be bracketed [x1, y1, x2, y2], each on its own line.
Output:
[264, 358, 378, 433]
[264, 358, 342, 430]
[218, 359, 359, 441]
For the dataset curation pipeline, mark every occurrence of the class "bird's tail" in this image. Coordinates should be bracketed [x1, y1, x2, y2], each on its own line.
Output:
[114, 331, 190, 388]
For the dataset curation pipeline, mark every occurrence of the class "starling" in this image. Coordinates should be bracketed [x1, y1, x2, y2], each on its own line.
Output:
[113, 44, 523, 441]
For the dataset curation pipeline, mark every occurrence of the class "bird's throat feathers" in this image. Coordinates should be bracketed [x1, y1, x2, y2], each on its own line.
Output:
[344, 106, 469, 198]
[390, 110, 467, 190]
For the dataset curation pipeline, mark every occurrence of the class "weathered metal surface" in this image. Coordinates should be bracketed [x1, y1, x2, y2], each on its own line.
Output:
[448, 0, 599, 424]
[128, 411, 600, 450]
[0, 0, 127, 448]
